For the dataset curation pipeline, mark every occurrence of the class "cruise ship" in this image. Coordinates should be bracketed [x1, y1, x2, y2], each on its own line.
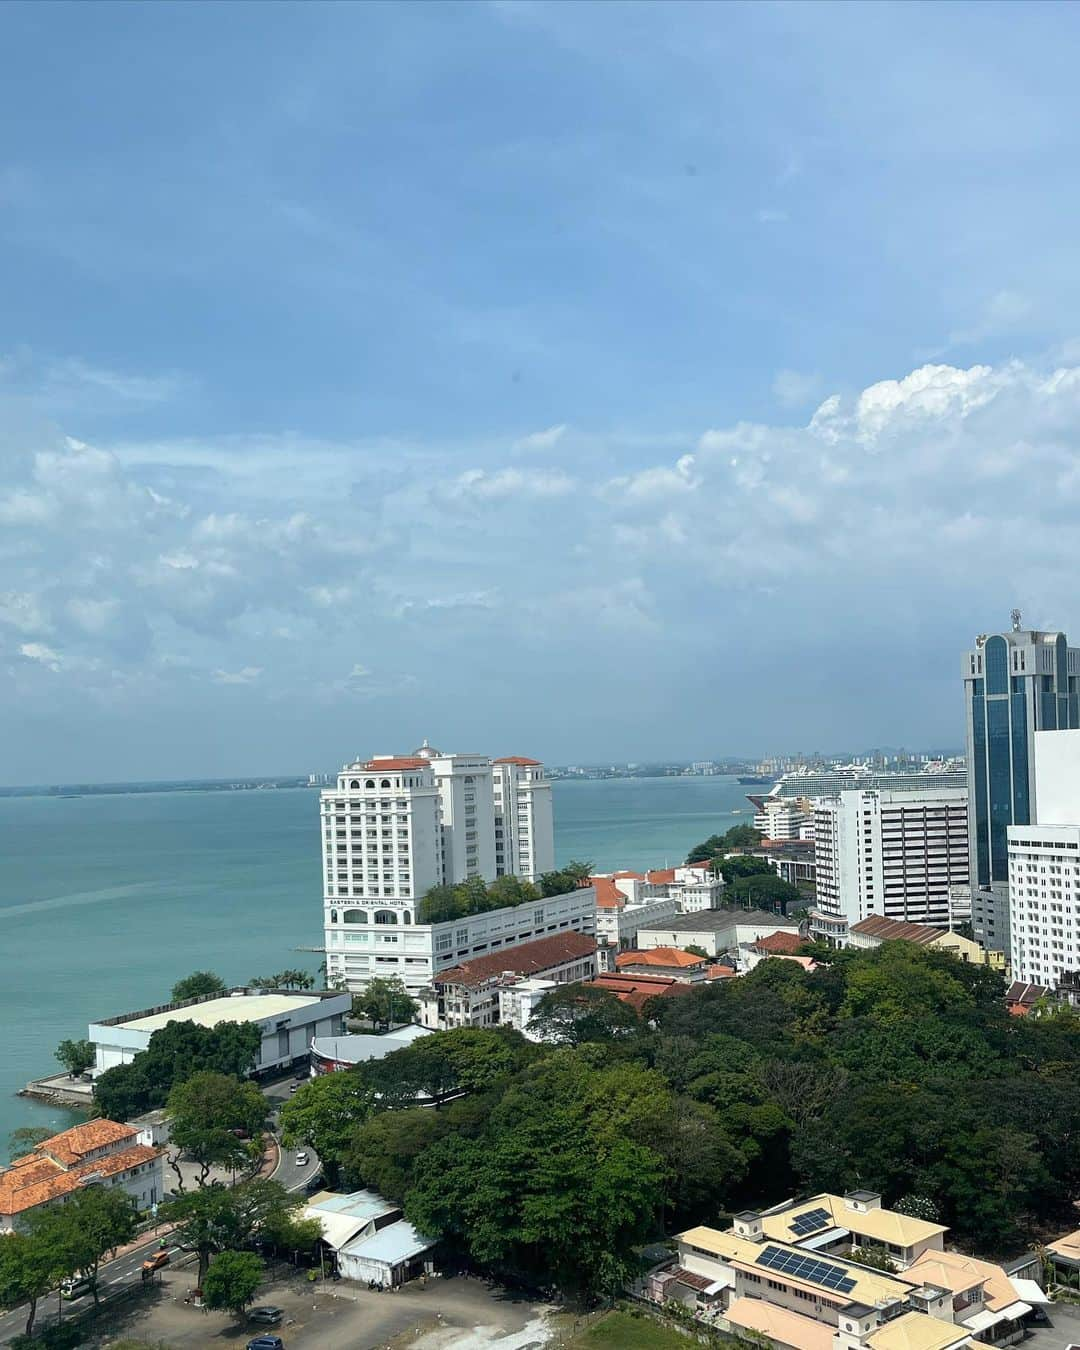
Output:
[768, 759, 967, 800]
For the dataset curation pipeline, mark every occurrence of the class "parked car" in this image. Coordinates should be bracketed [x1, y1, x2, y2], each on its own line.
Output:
[248, 1306, 284, 1325]
[289, 1081, 300, 1093]
[60, 1275, 94, 1300]
[295, 1150, 309, 1166]
[141, 1248, 170, 1273]
[246, 1337, 285, 1350]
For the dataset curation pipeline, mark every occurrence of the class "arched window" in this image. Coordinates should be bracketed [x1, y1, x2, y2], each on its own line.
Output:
[380, 778, 391, 788]
[343, 909, 368, 925]
[374, 909, 397, 925]
[350, 779, 360, 789]
[402, 911, 412, 925]
[330, 910, 339, 924]
[365, 779, 375, 789]
[464, 775, 474, 784]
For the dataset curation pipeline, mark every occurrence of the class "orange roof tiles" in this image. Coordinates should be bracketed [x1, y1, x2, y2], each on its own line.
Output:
[851, 915, 946, 945]
[590, 876, 627, 908]
[616, 947, 706, 970]
[0, 1136, 160, 1217]
[36, 1118, 136, 1160]
[590, 973, 694, 1010]
[706, 964, 739, 978]
[493, 756, 542, 766]
[646, 868, 676, 885]
[611, 870, 646, 881]
[362, 757, 430, 771]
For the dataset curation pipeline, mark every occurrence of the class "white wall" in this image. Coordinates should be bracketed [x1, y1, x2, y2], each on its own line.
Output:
[1033, 730, 1080, 825]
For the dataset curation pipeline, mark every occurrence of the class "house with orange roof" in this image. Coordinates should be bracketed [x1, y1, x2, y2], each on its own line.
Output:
[589, 972, 695, 1011]
[615, 947, 708, 982]
[0, 1119, 164, 1232]
[590, 875, 679, 970]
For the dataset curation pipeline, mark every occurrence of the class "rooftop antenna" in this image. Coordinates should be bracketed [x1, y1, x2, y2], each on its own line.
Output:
[1011, 608, 1022, 633]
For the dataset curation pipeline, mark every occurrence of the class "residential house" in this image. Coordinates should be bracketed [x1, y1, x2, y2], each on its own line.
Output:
[846, 916, 991, 965]
[738, 930, 812, 973]
[416, 930, 596, 1030]
[1004, 980, 1051, 1017]
[0, 1120, 164, 1232]
[742, 1191, 947, 1270]
[636, 910, 800, 959]
[614, 947, 708, 981]
[591, 875, 679, 971]
[907, 1248, 1046, 1344]
[588, 972, 695, 1011]
[1046, 1227, 1080, 1289]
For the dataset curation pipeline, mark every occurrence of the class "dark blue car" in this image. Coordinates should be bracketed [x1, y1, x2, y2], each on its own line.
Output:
[246, 1338, 284, 1350]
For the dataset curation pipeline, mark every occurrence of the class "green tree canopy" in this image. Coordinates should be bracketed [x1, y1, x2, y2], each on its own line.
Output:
[527, 984, 641, 1047]
[171, 971, 227, 1002]
[54, 1038, 95, 1078]
[201, 1249, 263, 1317]
[162, 1178, 293, 1288]
[278, 1070, 374, 1186]
[94, 1019, 262, 1122]
[686, 825, 762, 864]
[0, 1231, 63, 1338]
[247, 969, 315, 990]
[166, 1070, 269, 1187]
[353, 976, 418, 1031]
[27, 1187, 138, 1308]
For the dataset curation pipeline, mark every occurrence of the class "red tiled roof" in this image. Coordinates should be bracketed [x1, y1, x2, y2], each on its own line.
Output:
[616, 947, 705, 970]
[753, 931, 804, 954]
[362, 757, 430, 771]
[646, 868, 676, 885]
[1, 1130, 160, 1217]
[493, 756, 542, 766]
[434, 931, 596, 988]
[611, 870, 646, 881]
[35, 1119, 136, 1163]
[590, 973, 694, 1010]
[590, 877, 626, 909]
[706, 965, 739, 979]
[684, 861, 713, 871]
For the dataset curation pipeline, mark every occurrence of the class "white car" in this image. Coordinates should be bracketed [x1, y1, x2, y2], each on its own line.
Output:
[295, 1150, 309, 1166]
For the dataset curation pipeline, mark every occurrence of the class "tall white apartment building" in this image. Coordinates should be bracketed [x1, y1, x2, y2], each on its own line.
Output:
[492, 757, 555, 881]
[813, 787, 969, 927]
[321, 743, 571, 992]
[1008, 730, 1080, 988]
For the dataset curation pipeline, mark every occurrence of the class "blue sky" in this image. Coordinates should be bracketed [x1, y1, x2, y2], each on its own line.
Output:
[4, 0, 1080, 781]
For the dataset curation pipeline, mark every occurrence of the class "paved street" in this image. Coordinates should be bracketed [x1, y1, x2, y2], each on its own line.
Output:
[0, 1072, 319, 1346]
[1023, 1301, 1080, 1348]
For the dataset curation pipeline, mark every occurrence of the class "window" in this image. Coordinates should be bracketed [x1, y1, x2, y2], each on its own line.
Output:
[381, 778, 391, 788]
[365, 779, 375, 789]
[374, 909, 397, 925]
[343, 909, 368, 924]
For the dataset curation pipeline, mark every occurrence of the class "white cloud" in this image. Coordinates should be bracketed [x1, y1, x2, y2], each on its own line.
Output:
[0, 592, 51, 634]
[451, 467, 575, 499]
[513, 423, 568, 453]
[212, 666, 262, 685]
[18, 642, 61, 671]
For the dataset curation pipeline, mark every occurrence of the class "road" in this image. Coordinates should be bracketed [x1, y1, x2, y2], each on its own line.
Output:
[0, 1072, 321, 1346]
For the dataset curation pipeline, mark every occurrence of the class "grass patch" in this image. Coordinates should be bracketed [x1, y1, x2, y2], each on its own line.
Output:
[566, 1309, 692, 1349]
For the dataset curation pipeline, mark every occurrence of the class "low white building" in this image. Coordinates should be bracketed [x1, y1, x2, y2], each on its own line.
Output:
[636, 910, 800, 959]
[303, 1189, 436, 1288]
[0, 1120, 164, 1232]
[88, 987, 351, 1078]
[498, 977, 557, 1038]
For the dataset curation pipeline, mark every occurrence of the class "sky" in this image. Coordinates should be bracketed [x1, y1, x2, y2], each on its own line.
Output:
[4, 1, 1080, 782]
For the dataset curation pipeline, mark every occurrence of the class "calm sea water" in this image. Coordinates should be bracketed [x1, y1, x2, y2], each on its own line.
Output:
[0, 775, 749, 1157]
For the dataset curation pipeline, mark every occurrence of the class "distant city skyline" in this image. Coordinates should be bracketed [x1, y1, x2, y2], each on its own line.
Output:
[5, 3, 1080, 782]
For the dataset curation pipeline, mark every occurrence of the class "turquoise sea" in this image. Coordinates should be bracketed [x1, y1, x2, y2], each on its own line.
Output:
[0, 775, 750, 1158]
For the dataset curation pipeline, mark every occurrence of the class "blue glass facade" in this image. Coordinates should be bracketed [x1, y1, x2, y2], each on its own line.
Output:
[967, 630, 1079, 889]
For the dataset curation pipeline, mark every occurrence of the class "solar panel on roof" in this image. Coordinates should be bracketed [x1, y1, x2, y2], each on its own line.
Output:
[789, 1206, 832, 1236]
[756, 1245, 857, 1295]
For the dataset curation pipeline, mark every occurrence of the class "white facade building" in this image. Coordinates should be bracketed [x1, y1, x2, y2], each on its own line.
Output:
[813, 787, 969, 927]
[321, 744, 560, 991]
[753, 796, 813, 841]
[89, 989, 351, 1077]
[1008, 729, 1080, 989]
[492, 757, 555, 881]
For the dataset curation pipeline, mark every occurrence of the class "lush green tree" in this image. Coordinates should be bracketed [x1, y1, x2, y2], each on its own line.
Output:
[54, 1038, 95, 1078]
[6, 1126, 51, 1159]
[201, 1249, 263, 1318]
[0, 1231, 62, 1338]
[259, 1207, 323, 1261]
[850, 1246, 898, 1273]
[683, 945, 709, 959]
[486, 875, 540, 907]
[29, 1187, 137, 1306]
[166, 1071, 269, 1187]
[348, 1108, 447, 1201]
[416, 884, 465, 924]
[94, 1020, 262, 1121]
[353, 976, 418, 1031]
[687, 826, 761, 863]
[247, 969, 315, 990]
[538, 860, 594, 897]
[719, 855, 775, 882]
[279, 1070, 374, 1185]
[171, 971, 226, 1002]
[527, 984, 641, 1047]
[368, 1037, 460, 1110]
[162, 1178, 292, 1288]
[725, 874, 803, 911]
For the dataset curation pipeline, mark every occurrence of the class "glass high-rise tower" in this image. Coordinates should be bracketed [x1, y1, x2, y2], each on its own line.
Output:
[964, 622, 1080, 951]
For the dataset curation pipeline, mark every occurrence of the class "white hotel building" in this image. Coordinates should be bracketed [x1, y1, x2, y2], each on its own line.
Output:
[321, 743, 582, 992]
[813, 786, 970, 927]
[1008, 729, 1080, 989]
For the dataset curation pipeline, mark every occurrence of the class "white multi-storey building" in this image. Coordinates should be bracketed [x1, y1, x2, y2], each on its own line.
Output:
[321, 743, 568, 991]
[1008, 729, 1080, 989]
[813, 787, 969, 927]
[492, 756, 555, 881]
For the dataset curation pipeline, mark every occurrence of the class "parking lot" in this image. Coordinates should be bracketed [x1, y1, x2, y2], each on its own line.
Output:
[83, 1266, 558, 1350]
[1022, 1301, 1080, 1350]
